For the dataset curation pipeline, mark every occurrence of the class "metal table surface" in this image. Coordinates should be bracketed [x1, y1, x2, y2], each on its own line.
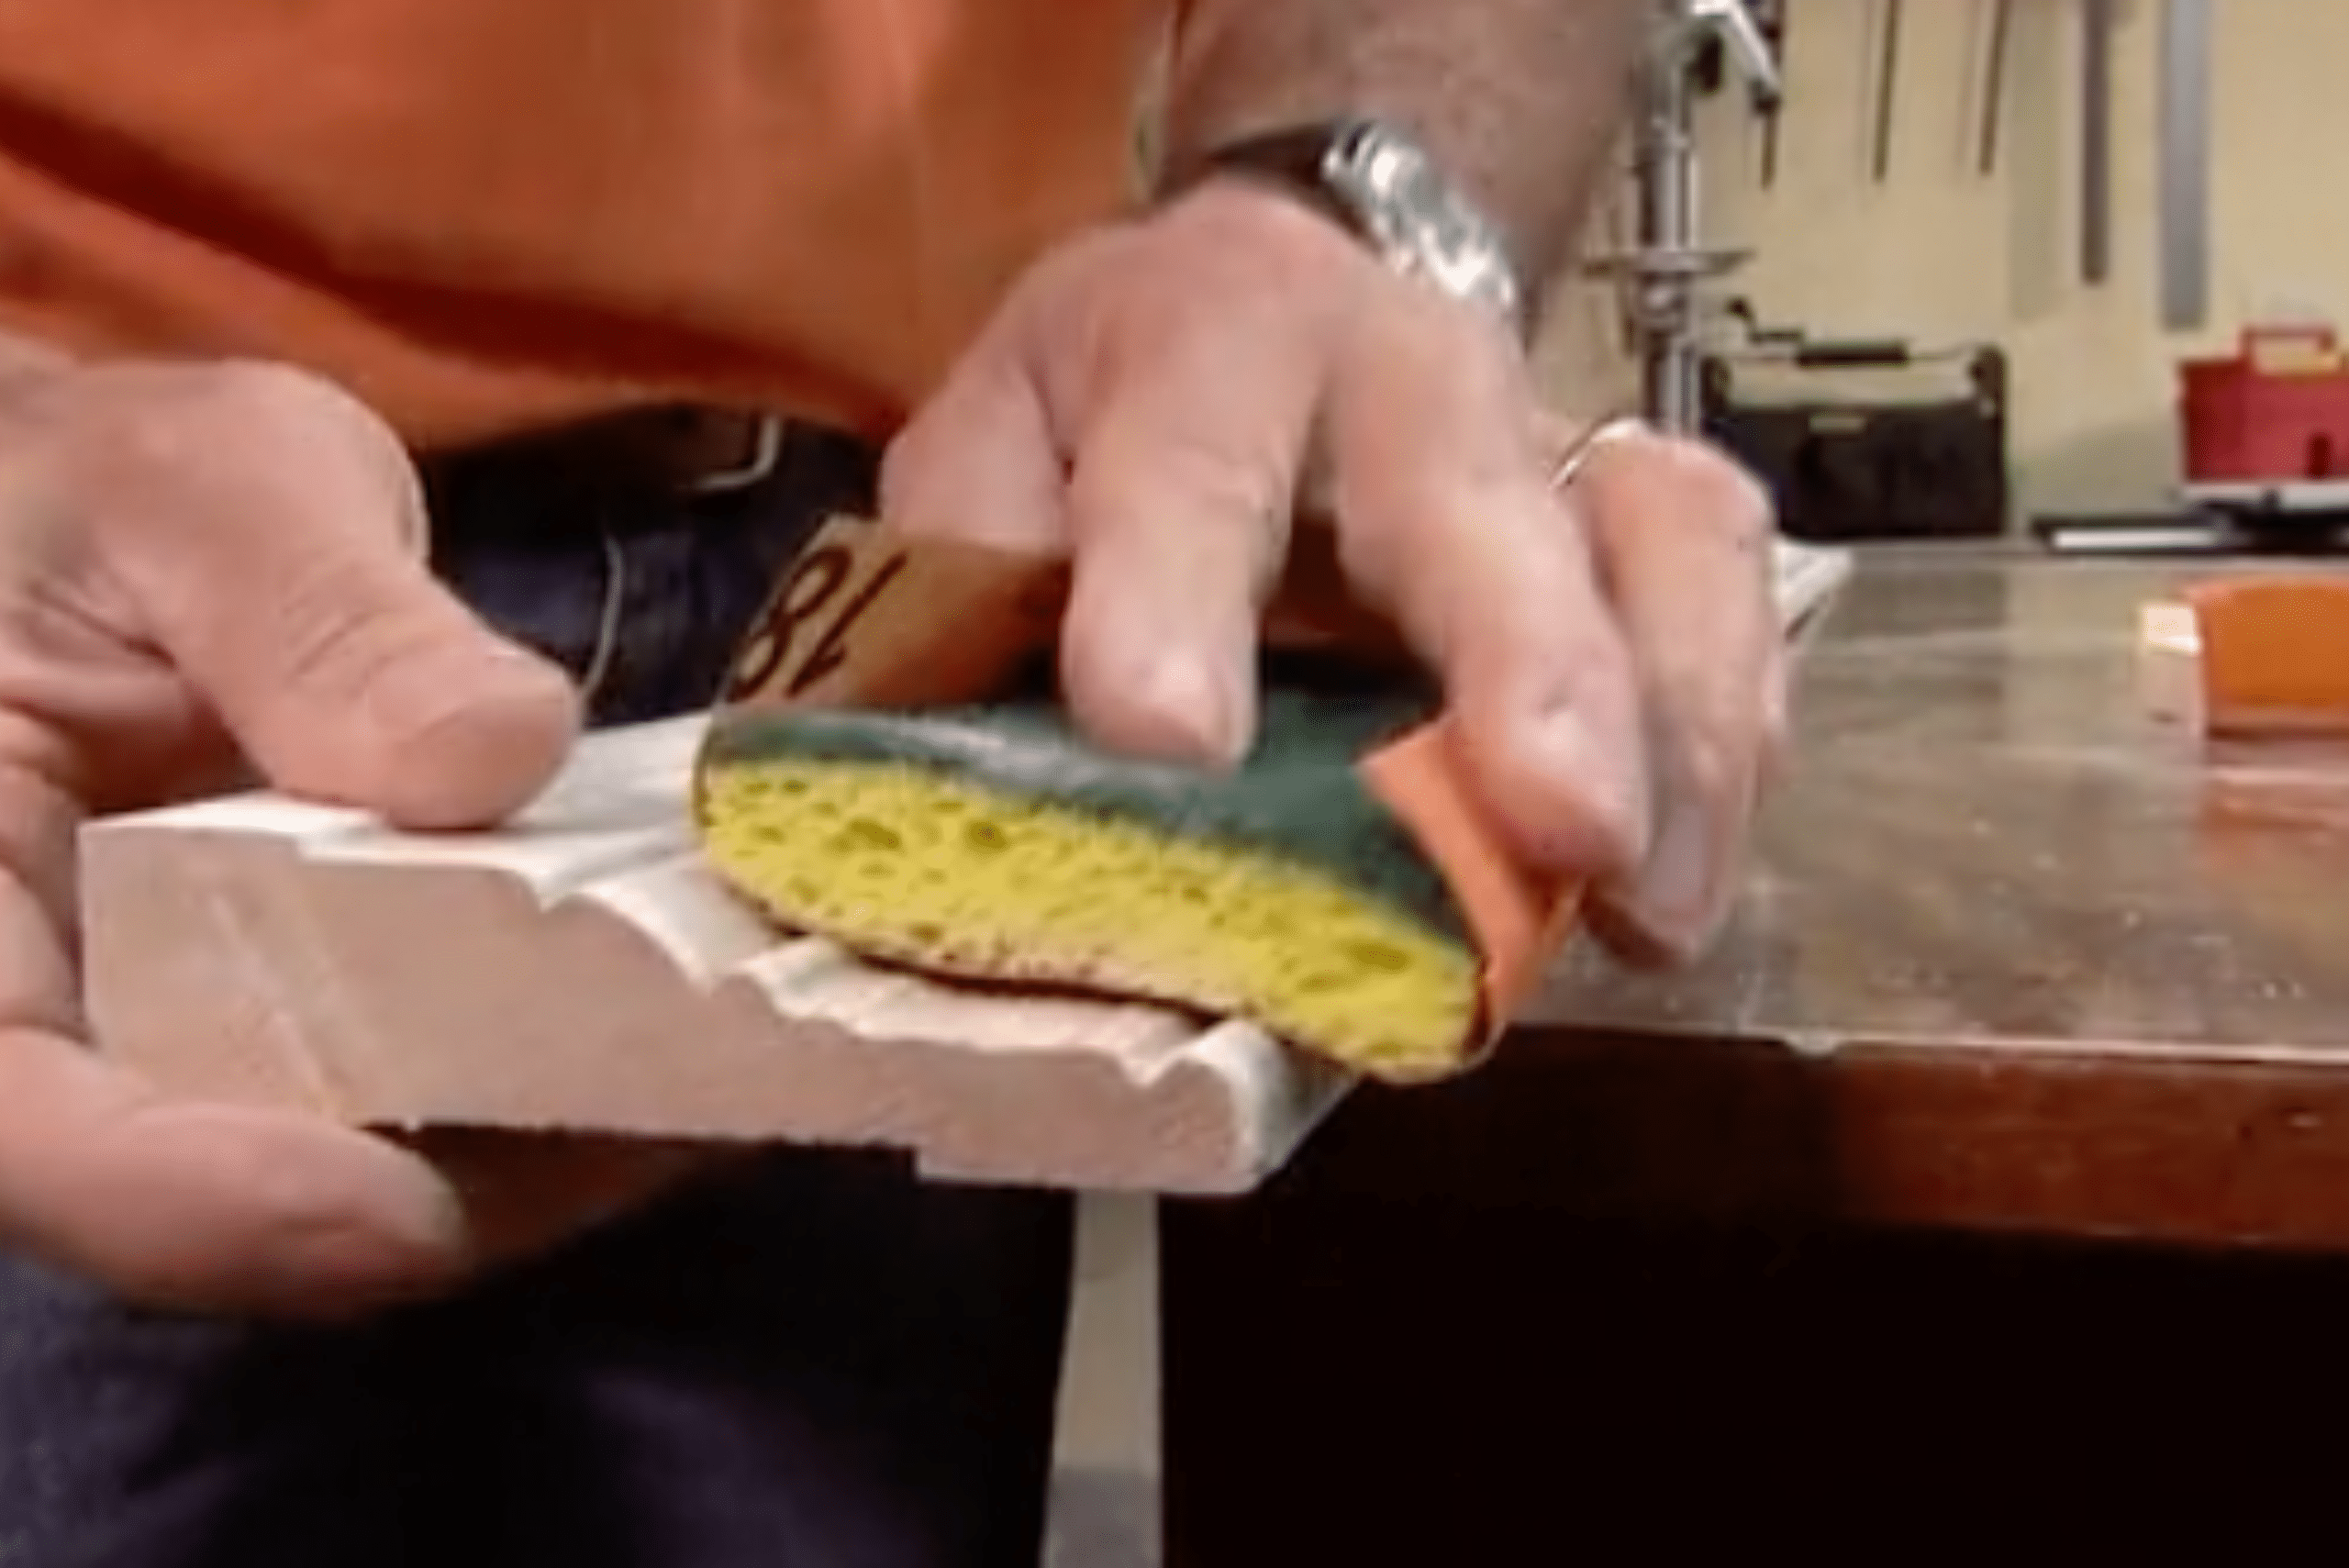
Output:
[1553, 543, 2349, 1067]
[1207, 543, 2349, 1251]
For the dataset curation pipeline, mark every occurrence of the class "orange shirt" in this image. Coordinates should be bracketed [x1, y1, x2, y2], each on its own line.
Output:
[0, 1, 1166, 447]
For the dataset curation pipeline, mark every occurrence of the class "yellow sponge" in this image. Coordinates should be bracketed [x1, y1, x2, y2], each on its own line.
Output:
[691, 692, 1486, 1080]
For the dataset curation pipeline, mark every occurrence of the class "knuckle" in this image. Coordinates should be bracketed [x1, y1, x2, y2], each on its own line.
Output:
[1163, 182, 1369, 304]
[1157, 431, 1293, 519]
[1589, 430, 1775, 550]
[162, 357, 353, 423]
[47, 360, 406, 524]
[1013, 220, 1127, 307]
[268, 550, 427, 696]
[1078, 420, 1295, 549]
[117, 359, 373, 453]
[1658, 438, 1776, 542]
[875, 411, 949, 528]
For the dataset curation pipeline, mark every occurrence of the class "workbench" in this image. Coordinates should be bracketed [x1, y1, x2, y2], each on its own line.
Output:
[1150, 544, 2349, 1564]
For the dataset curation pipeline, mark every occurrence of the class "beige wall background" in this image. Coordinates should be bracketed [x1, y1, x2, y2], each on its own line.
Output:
[1533, 0, 2349, 521]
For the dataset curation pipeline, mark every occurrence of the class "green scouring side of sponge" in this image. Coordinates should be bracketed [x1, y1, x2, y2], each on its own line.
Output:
[691, 687, 1481, 1077]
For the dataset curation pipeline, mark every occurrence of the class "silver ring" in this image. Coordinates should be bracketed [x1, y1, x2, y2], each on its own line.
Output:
[1549, 414, 1648, 492]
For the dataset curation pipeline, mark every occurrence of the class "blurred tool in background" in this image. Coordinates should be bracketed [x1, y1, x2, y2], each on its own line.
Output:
[1750, 0, 1788, 187]
[1586, 0, 1782, 435]
[2157, 0, 2210, 332]
[1976, 0, 2012, 176]
[2081, 0, 2115, 284]
[1700, 306, 2010, 544]
[1870, 0, 1902, 183]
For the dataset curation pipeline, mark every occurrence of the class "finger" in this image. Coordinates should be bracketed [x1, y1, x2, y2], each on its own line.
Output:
[1571, 429, 1782, 964]
[1054, 294, 1323, 767]
[880, 334, 1069, 557]
[0, 758, 463, 1317]
[0, 1041, 469, 1318]
[1325, 293, 1651, 876]
[93, 364, 581, 830]
[396, 1126, 729, 1265]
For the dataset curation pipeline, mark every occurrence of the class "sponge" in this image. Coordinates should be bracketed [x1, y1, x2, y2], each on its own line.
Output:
[689, 512, 1575, 1082]
[693, 684, 1494, 1080]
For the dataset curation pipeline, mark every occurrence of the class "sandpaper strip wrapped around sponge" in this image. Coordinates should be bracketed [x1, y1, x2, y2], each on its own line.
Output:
[690, 515, 1576, 1083]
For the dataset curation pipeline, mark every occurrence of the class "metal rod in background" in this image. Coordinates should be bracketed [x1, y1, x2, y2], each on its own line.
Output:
[2081, 0, 2117, 284]
[1701, 0, 1784, 98]
[1586, 3, 1778, 434]
[1636, 0, 1779, 428]
[2156, 0, 2211, 330]
[1872, 0, 1904, 183]
[1754, 0, 1787, 189]
[1635, 43, 1705, 431]
[1977, 0, 2014, 176]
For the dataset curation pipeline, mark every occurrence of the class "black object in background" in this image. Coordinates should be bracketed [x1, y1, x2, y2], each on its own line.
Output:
[1700, 308, 2011, 543]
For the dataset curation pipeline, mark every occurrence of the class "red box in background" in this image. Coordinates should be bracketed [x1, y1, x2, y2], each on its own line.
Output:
[2179, 326, 2349, 483]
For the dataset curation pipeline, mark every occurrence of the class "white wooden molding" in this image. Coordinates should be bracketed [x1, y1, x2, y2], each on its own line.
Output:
[81, 539, 1852, 1195]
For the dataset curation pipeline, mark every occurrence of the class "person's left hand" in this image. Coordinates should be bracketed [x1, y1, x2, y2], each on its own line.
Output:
[880, 179, 1784, 965]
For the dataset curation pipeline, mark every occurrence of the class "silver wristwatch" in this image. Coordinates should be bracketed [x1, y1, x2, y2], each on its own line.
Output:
[1184, 117, 1529, 342]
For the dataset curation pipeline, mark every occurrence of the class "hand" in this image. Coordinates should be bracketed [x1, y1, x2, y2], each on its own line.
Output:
[882, 181, 1783, 965]
[0, 357, 693, 1318]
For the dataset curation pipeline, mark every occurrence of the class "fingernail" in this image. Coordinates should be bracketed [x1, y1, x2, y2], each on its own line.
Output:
[373, 646, 581, 828]
[1520, 706, 1651, 872]
[278, 1181, 470, 1315]
[300, 1221, 457, 1297]
[373, 643, 570, 740]
[1625, 793, 1717, 950]
[1130, 646, 1252, 768]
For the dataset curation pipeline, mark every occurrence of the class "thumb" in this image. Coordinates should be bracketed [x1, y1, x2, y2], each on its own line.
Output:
[102, 365, 581, 828]
[203, 544, 583, 831]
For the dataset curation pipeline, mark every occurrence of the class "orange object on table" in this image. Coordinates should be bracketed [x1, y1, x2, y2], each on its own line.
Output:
[2140, 574, 2349, 736]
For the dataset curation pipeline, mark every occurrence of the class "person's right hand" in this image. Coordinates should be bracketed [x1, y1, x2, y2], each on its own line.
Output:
[0, 355, 597, 1318]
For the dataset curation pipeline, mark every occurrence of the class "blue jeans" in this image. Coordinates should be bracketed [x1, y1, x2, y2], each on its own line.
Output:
[0, 428, 1076, 1567]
